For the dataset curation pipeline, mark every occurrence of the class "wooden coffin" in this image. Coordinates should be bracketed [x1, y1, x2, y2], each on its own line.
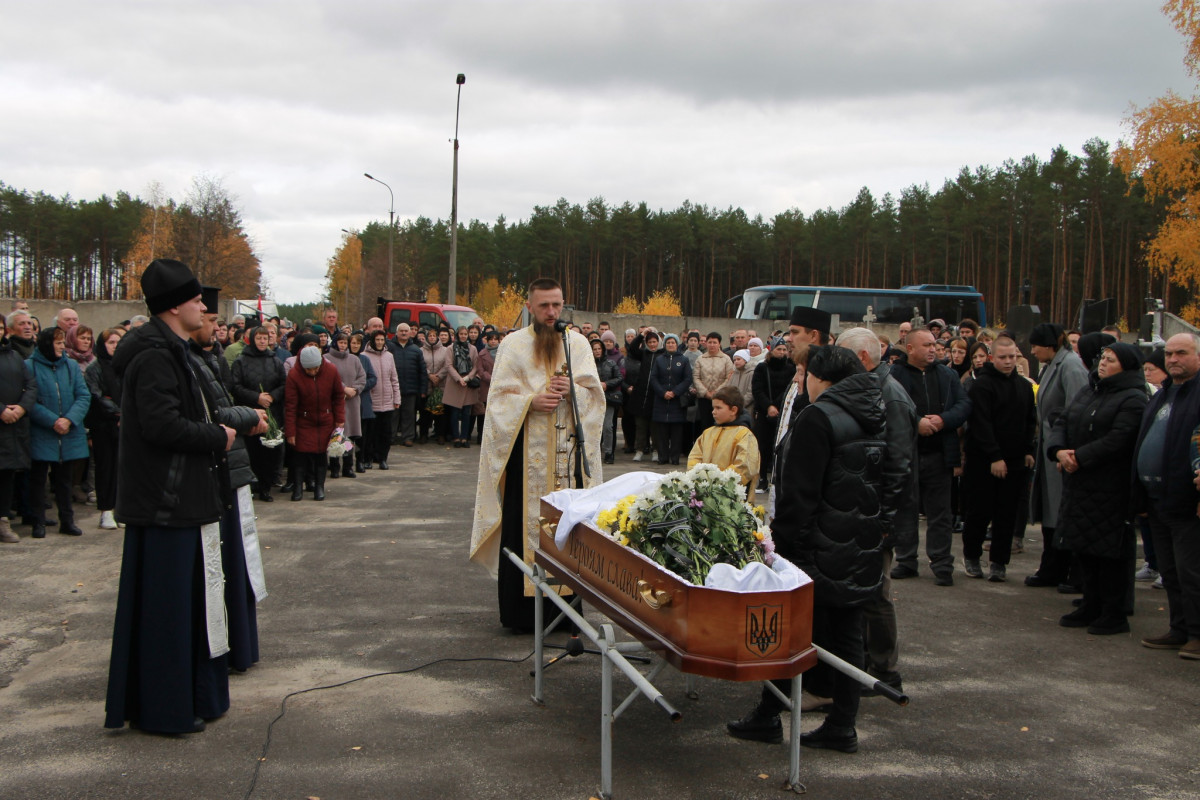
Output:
[536, 500, 817, 682]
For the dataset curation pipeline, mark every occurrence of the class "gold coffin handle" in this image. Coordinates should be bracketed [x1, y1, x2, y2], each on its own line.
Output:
[538, 516, 557, 539]
[637, 580, 672, 610]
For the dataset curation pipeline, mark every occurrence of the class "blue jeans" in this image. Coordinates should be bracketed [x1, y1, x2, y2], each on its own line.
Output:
[448, 405, 472, 441]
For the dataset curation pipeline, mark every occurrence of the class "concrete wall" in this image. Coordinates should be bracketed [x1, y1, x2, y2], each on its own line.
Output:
[2, 299, 149, 335]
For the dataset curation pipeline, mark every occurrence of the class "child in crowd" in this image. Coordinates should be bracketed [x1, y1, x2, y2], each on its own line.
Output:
[687, 385, 760, 501]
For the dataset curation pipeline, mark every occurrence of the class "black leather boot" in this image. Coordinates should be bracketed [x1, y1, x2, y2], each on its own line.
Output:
[329, 458, 341, 479]
[342, 453, 355, 478]
[291, 458, 305, 501]
[313, 461, 327, 501]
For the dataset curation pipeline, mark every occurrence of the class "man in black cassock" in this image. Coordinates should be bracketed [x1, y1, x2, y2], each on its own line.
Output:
[104, 259, 239, 734]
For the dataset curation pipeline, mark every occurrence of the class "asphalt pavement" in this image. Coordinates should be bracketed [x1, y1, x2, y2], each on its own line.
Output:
[1, 439, 1198, 800]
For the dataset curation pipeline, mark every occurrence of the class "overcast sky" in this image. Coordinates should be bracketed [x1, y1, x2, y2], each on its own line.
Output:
[1, 0, 1191, 303]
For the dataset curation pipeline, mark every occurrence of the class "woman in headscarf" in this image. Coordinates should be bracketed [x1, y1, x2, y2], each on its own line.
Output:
[443, 326, 480, 448]
[231, 325, 288, 501]
[325, 331, 366, 478]
[648, 333, 693, 465]
[26, 327, 90, 537]
[85, 328, 123, 529]
[1048, 343, 1148, 634]
[64, 324, 96, 370]
[284, 343, 345, 500]
[349, 332, 377, 471]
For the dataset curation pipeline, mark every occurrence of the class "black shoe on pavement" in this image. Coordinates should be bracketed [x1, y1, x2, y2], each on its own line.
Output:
[1024, 574, 1057, 588]
[800, 722, 858, 753]
[58, 522, 83, 536]
[31, 524, 46, 539]
[1087, 616, 1130, 636]
[934, 572, 954, 586]
[378, 461, 389, 470]
[1059, 607, 1099, 628]
[726, 706, 783, 744]
[890, 565, 919, 580]
[1057, 583, 1082, 594]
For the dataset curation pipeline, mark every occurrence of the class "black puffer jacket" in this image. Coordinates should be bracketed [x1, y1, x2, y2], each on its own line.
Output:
[0, 340, 36, 471]
[191, 343, 259, 494]
[1048, 368, 1148, 559]
[773, 371, 887, 608]
[112, 316, 228, 527]
[230, 340, 287, 425]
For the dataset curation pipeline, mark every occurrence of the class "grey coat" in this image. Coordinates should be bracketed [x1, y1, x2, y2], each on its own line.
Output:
[326, 348, 367, 438]
[1031, 346, 1089, 528]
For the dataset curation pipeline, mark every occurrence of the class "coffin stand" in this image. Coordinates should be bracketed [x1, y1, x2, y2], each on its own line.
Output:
[507, 500, 833, 798]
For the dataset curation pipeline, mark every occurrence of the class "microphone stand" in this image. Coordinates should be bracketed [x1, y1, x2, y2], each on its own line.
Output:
[558, 324, 591, 487]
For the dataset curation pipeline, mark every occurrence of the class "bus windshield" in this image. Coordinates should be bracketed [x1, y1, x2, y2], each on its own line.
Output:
[738, 289, 815, 321]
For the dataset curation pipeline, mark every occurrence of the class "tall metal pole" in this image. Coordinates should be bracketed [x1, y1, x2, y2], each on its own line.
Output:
[449, 73, 465, 305]
[364, 173, 395, 303]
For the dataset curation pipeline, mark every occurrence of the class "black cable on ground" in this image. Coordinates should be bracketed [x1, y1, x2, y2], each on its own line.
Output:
[242, 651, 534, 800]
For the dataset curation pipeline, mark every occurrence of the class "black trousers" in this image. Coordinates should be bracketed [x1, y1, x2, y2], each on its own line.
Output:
[372, 409, 395, 464]
[763, 604, 863, 729]
[654, 422, 683, 464]
[30, 459, 79, 525]
[621, 405, 637, 452]
[695, 397, 715, 436]
[1147, 506, 1200, 639]
[92, 422, 120, 511]
[962, 460, 1026, 566]
[1077, 552, 1129, 621]
[497, 429, 559, 630]
[245, 433, 282, 494]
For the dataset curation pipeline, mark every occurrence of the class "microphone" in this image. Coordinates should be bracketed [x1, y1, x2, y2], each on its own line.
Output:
[553, 320, 570, 333]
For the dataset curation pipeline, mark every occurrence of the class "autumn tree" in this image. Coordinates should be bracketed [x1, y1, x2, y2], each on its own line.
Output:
[1116, 0, 1200, 321]
[325, 231, 362, 322]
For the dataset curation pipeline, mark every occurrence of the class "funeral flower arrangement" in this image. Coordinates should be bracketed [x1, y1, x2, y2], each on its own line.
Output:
[259, 384, 284, 448]
[595, 464, 774, 585]
[327, 427, 353, 458]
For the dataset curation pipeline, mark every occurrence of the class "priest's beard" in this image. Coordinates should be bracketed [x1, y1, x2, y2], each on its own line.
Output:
[532, 320, 563, 369]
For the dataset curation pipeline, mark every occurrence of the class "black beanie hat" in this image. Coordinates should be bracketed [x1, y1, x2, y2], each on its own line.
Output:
[1105, 342, 1143, 373]
[789, 306, 832, 337]
[1146, 347, 1166, 372]
[142, 259, 202, 315]
[1029, 323, 1064, 349]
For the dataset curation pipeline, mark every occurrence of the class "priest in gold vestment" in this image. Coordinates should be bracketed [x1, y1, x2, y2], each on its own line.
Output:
[470, 279, 605, 631]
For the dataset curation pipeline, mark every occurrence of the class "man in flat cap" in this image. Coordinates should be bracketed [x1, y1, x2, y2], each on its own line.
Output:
[105, 259, 239, 735]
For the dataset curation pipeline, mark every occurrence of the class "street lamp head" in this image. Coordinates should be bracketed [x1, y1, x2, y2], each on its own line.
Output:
[456, 74, 466, 85]
[364, 172, 375, 180]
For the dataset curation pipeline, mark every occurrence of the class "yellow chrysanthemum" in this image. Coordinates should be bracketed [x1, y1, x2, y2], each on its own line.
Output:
[754, 531, 765, 541]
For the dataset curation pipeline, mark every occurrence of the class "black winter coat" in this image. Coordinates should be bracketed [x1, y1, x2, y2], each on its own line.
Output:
[751, 355, 796, 418]
[230, 341, 287, 425]
[891, 360, 971, 468]
[626, 334, 661, 417]
[964, 363, 1036, 468]
[388, 339, 429, 396]
[773, 372, 887, 608]
[596, 356, 623, 405]
[112, 317, 229, 528]
[649, 351, 692, 423]
[1047, 368, 1147, 559]
[192, 343, 260, 494]
[84, 349, 122, 429]
[0, 341, 36, 470]
[1131, 375, 1200, 519]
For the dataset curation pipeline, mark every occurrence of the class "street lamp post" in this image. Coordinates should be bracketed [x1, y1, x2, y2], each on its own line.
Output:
[448, 73, 465, 305]
[363, 173, 395, 303]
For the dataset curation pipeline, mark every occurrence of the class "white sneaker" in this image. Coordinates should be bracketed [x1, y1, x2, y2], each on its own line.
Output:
[1152, 575, 1164, 589]
[99, 510, 117, 530]
[632, 452, 643, 462]
[652, 451, 659, 462]
[1135, 563, 1159, 582]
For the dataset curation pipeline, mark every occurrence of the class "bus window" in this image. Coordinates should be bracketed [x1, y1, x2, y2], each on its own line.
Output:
[816, 291, 873, 324]
[871, 294, 913, 324]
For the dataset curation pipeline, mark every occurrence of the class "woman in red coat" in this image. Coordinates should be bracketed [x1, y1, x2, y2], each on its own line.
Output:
[284, 345, 345, 501]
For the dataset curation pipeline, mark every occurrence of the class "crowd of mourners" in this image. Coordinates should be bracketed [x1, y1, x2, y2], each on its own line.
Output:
[4, 288, 1200, 749]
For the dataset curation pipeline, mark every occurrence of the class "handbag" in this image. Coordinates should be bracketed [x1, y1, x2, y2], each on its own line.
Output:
[466, 376, 481, 389]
